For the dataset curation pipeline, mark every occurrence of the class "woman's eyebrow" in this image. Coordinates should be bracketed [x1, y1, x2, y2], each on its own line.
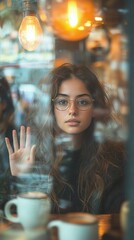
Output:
[57, 93, 68, 97]
[57, 93, 92, 98]
[76, 94, 92, 98]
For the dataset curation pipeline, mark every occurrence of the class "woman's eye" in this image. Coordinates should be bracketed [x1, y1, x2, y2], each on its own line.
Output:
[78, 99, 89, 105]
[57, 99, 68, 106]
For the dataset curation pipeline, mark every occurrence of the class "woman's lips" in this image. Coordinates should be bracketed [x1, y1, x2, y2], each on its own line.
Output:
[65, 119, 80, 126]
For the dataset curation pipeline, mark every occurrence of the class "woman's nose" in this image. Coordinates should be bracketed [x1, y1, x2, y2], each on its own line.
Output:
[68, 101, 78, 115]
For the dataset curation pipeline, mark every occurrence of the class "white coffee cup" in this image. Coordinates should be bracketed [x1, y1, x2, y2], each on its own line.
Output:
[48, 212, 98, 240]
[4, 192, 51, 230]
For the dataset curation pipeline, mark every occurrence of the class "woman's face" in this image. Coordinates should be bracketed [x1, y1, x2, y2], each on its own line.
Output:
[54, 76, 94, 135]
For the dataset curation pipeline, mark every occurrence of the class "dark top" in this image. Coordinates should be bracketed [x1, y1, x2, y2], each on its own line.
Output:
[52, 141, 126, 214]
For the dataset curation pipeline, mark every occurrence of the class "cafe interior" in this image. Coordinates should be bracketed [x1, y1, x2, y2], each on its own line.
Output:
[0, 0, 134, 239]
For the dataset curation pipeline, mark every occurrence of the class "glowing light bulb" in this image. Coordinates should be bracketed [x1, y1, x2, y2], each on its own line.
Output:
[18, 15, 43, 51]
[68, 1, 78, 27]
[47, 0, 95, 41]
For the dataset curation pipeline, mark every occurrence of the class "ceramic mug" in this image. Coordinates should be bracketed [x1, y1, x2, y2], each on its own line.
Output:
[48, 212, 98, 240]
[4, 192, 51, 230]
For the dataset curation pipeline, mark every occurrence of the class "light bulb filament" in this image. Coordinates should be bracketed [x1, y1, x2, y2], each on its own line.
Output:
[26, 25, 36, 42]
[68, 1, 78, 27]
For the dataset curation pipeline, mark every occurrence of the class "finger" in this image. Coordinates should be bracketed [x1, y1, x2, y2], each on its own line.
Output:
[29, 145, 36, 163]
[5, 137, 13, 155]
[13, 130, 19, 151]
[26, 127, 31, 148]
[20, 126, 25, 148]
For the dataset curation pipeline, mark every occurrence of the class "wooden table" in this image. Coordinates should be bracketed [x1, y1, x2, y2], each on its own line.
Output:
[97, 214, 112, 239]
[97, 214, 122, 240]
[0, 213, 122, 240]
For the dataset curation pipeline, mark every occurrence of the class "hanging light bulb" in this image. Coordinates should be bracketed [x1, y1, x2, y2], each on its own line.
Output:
[68, 1, 78, 27]
[46, 0, 95, 41]
[19, 15, 43, 51]
[18, 0, 43, 51]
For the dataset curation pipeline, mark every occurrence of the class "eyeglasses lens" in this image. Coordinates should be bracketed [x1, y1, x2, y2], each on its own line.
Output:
[53, 96, 93, 111]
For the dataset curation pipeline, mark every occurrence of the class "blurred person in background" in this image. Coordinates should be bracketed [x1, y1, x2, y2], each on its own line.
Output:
[12, 85, 30, 127]
[0, 75, 17, 210]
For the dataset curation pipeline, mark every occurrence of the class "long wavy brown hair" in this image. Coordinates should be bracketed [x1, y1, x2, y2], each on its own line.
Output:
[29, 63, 122, 212]
[0, 76, 14, 133]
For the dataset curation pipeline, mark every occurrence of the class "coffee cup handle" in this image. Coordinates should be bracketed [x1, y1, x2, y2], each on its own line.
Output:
[48, 220, 63, 229]
[4, 199, 19, 223]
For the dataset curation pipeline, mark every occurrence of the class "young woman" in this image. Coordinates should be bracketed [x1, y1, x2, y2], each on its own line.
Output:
[5, 63, 126, 214]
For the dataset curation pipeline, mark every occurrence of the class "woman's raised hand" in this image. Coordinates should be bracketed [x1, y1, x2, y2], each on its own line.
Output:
[5, 126, 36, 176]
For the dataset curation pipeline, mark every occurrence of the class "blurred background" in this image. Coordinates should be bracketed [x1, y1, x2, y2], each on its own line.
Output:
[0, 0, 128, 141]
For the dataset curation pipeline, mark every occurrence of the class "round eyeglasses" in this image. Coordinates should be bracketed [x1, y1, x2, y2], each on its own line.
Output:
[52, 95, 94, 111]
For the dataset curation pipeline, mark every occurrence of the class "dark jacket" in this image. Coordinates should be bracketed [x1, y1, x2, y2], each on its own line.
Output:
[52, 140, 126, 214]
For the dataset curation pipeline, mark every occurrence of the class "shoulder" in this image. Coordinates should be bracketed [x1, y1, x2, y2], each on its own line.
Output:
[103, 141, 126, 183]
[98, 140, 126, 182]
[102, 139, 126, 152]
[101, 140, 126, 163]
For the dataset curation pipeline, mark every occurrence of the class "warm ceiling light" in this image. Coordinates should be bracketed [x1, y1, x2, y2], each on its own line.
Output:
[19, 15, 43, 51]
[46, 0, 95, 41]
[95, 16, 103, 22]
[18, 0, 43, 51]
[68, 1, 78, 27]
[38, 7, 47, 23]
